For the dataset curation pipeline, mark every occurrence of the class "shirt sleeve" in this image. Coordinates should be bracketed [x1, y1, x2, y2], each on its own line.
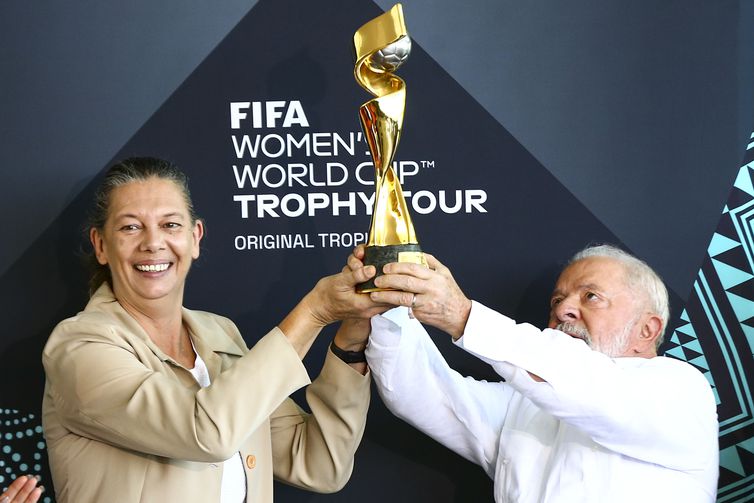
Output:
[365, 306, 515, 477]
[457, 301, 719, 471]
[269, 349, 371, 493]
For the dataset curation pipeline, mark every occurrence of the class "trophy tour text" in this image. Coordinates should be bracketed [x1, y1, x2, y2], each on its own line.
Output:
[227, 100, 488, 252]
[229, 100, 488, 219]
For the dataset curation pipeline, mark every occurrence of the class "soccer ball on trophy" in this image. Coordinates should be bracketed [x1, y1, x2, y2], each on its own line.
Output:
[369, 35, 412, 73]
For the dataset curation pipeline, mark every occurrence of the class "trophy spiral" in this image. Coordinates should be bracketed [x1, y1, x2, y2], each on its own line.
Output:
[353, 3, 426, 293]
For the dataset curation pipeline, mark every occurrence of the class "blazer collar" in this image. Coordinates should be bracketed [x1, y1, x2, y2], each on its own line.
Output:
[87, 283, 245, 371]
[181, 307, 245, 379]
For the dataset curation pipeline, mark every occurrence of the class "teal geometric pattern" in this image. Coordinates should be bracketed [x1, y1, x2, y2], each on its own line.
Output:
[666, 133, 754, 502]
[0, 409, 51, 503]
[667, 309, 718, 402]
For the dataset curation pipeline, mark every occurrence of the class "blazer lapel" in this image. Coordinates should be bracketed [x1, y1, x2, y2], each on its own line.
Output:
[182, 308, 246, 381]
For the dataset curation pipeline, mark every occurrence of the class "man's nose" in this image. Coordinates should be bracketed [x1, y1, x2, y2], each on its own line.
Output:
[553, 298, 579, 323]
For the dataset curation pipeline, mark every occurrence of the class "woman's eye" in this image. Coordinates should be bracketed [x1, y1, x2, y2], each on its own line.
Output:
[119, 224, 139, 232]
[164, 222, 181, 229]
[550, 297, 562, 308]
[585, 292, 599, 301]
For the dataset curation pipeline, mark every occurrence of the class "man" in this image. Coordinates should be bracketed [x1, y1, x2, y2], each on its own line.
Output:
[355, 244, 718, 502]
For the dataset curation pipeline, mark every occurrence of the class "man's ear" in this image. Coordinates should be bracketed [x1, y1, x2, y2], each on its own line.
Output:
[90, 228, 108, 265]
[637, 314, 663, 353]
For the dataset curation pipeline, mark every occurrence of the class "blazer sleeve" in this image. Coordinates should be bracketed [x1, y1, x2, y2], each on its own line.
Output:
[268, 348, 371, 493]
[43, 315, 311, 462]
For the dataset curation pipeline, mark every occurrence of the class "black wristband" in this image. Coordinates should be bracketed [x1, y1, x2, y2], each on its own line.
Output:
[330, 340, 367, 364]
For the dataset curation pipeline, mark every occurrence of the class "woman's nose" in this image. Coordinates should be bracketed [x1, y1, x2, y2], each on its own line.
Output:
[140, 227, 165, 252]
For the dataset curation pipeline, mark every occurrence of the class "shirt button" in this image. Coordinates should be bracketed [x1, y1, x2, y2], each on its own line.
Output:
[246, 454, 256, 470]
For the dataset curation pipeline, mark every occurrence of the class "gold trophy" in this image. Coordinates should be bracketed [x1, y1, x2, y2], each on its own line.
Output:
[353, 3, 426, 292]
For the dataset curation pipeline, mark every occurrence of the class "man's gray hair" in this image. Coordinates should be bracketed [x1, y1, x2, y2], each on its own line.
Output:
[569, 244, 670, 348]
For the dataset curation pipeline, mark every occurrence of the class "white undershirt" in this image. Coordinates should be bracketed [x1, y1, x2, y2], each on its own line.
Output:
[188, 349, 247, 503]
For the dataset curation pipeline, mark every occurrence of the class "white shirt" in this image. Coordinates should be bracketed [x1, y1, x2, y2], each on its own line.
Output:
[366, 304, 719, 503]
[188, 350, 247, 503]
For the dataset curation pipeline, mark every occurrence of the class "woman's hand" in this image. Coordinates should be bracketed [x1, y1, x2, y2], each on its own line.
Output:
[365, 249, 472, 340]
[278, 250, 391, 358]
[1, 475, 43, 503]
[304, 258, 390, 327]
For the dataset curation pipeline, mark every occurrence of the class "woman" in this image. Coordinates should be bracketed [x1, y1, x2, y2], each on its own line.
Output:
[41, 157, 384, 502]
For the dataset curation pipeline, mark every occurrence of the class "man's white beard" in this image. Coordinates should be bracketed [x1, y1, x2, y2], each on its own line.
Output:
[555, 319, 635, 358]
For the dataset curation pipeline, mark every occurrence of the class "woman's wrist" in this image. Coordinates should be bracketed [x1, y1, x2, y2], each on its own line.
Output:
[329, 340, 367, 363]
[333, 318, 370, 351]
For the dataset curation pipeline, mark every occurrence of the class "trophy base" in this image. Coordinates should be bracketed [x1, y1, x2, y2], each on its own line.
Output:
[357, 243, 426, 293]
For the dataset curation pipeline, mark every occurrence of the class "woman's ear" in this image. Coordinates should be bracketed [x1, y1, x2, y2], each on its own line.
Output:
[90, 227, 109, 265]
[191, 220, 205, 259]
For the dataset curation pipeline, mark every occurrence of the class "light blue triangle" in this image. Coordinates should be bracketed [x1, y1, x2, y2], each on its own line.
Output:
[723, 205, 730, 214]
[725, 291, 754, 323]
[712, 258, 753, 290]
[676, 323, 697, 339]
[689, 355, 709, 371]
[734, 166, 754, 196]
[708, 233, 741, 257]
[670, 332, 681, 345]
[680, 309, 690, 322]
[665, 346, 687, 361]
[720, 445, 746, 476]
[682, 339, 703, 354]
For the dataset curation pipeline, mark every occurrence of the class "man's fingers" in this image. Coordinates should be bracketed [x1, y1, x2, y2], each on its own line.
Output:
[423, 253, 441, 269]
[369, 289, 414, 307]
[383, 260, 431, 277]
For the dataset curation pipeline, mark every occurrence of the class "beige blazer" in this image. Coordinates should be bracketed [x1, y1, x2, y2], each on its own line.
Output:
[42, 284, 370, 502]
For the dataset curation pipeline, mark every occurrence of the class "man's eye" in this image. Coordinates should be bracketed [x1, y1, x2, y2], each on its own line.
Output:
[119, 224, 139, 231]
[550, 297, 562, 307]
[585, 292, 599, 301]
[163, 222, 182, 229]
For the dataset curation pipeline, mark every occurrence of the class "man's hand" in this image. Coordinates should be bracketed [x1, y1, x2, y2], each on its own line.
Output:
[349, 246, 472, 340]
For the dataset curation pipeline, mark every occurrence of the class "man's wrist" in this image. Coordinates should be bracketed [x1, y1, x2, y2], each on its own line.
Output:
[450, 298, 473, 341]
